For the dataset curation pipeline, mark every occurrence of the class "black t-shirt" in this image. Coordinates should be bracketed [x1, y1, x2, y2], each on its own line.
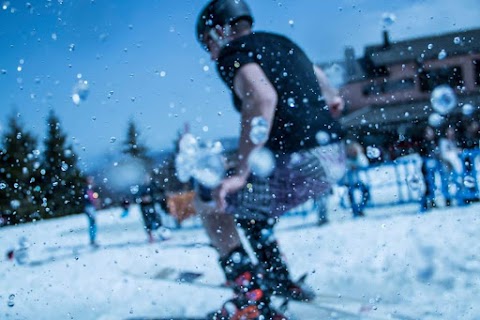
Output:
[216, 31, 343, 153]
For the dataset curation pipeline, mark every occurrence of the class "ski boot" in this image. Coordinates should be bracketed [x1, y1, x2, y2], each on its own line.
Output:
[209, 246, 288, 320]
[207, 284, 287, 320]
[239, 219, 315, 302]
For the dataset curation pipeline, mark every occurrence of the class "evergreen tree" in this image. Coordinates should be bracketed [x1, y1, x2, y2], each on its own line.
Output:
[0, 114, 41, 224]
[93, 119, 153, 204]
[41, 110, 85, 218]
[122, 118, 153, 169]
[122, 118, 150, 159]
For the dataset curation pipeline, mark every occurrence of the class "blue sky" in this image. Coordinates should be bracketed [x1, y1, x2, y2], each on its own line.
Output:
[1, 0, 479, 165]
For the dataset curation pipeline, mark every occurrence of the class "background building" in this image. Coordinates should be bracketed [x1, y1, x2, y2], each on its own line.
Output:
[320, 28, 480, 160]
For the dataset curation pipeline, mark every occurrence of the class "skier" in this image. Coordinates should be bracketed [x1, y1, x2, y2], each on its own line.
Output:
[195, 1, 346, 318]
[5, 236, 30, 265]
[83, 176, 101, 247]
[120, 197, 130, 218]
[137, 174, 166, 243]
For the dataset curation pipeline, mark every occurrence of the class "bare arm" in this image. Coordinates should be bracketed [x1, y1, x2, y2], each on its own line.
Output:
[214, 63, 277, 210]
[234, 63, 277, 178]
[313, 65, 344, 118]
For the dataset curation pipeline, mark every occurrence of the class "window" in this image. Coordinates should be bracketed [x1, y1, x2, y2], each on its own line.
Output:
[419, 65, 464, 92]
[384, 78, 415, 92]
[362, 78, 415, 96]
[362, 82, 383, 96]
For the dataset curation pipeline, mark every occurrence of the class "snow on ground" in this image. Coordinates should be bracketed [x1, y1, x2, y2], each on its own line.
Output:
[1, 198, 479, 320]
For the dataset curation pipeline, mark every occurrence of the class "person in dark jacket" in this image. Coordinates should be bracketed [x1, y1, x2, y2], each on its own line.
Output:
[137, 174, 165, 243]
[459, 119, 480, 203]
[416, 126, 440, 211]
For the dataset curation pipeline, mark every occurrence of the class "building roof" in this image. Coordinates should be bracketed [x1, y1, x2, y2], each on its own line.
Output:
[366, 28, 480, 67]
[318, 27, 480, 84]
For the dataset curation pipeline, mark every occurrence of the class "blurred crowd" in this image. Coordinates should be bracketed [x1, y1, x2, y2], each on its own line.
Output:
[334, 116, 480, 218]
[414, 117, 480, 212]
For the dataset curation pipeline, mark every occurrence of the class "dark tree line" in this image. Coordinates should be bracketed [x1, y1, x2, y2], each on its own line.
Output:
[0, 112, 194, 226]
[0, 111, 84, 225]
[94, 119, 191, 206]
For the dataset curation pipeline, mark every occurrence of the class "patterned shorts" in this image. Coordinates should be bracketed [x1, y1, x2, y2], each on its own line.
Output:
[226, 142, 346, 220]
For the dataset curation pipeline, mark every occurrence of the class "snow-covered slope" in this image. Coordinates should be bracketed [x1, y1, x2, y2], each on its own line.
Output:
[1, 201, 479, 319]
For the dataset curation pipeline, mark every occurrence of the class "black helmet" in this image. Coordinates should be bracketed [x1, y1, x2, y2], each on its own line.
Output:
[196, 0, 253, 46]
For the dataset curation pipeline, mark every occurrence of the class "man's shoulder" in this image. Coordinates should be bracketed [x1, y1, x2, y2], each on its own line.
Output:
[224, 31, 290, 51]
[250, 30, 285, 38]
[238, 31, 291, 45]
[216, 31, 296, 86]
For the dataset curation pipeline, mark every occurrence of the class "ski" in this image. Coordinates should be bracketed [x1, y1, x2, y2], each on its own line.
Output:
[127, 318, 207, 320]
[123, 267, 207, 286]
[124, 268, 417, 320]
[285, 298, 417, 320]
[273, 272, 417, 320]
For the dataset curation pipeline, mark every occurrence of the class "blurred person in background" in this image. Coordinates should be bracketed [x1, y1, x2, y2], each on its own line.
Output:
[341, 141, 370, 218]
[439, 125, 463, 207]
[459, 119, 480, 203]
[83, 176, 101, 247]
[120, 197, 130, 218]
[415, 125, 440, 212]
[137, 174, 168, 243]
